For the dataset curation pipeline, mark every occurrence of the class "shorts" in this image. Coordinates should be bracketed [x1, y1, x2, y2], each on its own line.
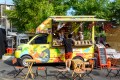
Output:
[65, 52, 72, 59]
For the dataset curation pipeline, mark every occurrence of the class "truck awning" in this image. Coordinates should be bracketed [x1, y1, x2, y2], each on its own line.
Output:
[36, 18, 52, 34]
[36, 16, 106, 33]
[53, 18, 106, 22]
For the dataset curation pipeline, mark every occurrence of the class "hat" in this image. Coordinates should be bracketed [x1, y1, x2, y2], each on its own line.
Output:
[79, 31, 83, 33]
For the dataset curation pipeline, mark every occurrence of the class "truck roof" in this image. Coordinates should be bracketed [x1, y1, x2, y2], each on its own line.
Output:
[50, 15, 95, 18]
[50, 16, 106, 21]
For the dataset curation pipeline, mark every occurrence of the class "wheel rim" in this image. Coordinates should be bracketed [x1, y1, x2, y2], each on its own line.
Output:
[23, 59, 28, 67]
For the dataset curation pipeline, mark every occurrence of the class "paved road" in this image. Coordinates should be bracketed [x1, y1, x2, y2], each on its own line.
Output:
[0, 60, 119, 80]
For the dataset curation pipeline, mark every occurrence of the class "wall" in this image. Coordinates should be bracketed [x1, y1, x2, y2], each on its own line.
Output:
[106, 26, 120, 51]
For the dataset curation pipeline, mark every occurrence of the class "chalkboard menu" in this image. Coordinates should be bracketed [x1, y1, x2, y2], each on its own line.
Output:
[99, 48, 107, 64]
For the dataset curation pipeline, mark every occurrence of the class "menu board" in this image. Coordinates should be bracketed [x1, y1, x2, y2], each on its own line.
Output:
[99, 48, 107, 65]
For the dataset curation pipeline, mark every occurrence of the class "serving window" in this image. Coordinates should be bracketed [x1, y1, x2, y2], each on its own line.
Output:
[52, 21, 93, 47]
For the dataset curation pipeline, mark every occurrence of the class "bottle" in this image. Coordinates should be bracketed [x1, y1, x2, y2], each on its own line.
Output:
[107, 59, 111, 68]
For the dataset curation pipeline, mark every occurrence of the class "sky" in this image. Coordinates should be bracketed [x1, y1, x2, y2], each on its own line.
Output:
[0, 0, 13, 5]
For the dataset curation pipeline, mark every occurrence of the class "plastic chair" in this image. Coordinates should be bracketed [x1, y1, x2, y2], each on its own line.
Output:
[36, 67, 47, 78]
[106, 58, 120, 77]
[12, 58, 25, 78]
[55, 66, 71, 80]
[83, 59, 94, 80]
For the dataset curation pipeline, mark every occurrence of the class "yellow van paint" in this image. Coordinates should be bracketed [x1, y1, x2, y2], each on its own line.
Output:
[15, 50, 21, 58]
[15, 35, 94, 63]
[15, 34, 94, 63]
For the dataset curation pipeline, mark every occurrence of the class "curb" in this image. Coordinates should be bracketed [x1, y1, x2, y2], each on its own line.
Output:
[2, 55, 14, 61]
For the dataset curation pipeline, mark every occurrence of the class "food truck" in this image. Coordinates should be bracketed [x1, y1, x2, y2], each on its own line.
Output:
[14, 16, 106, 66]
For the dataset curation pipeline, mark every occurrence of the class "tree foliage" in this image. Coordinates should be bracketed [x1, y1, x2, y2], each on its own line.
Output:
[69, 0, 120, 24]
[69, 0, 109, 18]
[49, 0, 70, 15]
[6, 0, 69, 32]
[5, 0, 120, 32]
[107, 0, 120, 24]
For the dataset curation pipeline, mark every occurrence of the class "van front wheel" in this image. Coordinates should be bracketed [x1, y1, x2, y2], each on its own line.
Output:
[20, 56, 32, 67]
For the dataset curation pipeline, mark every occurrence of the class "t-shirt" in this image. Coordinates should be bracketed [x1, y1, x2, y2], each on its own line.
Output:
[63, 38, 74, 53]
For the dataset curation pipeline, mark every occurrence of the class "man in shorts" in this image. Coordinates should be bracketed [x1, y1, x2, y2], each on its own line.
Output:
[63, 34, 74, 71]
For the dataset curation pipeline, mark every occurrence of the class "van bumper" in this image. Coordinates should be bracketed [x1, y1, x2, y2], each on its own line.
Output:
[15, 50, 21, 58]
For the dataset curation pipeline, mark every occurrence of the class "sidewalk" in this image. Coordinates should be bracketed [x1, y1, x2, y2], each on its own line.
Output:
[0, 60, 119, 80]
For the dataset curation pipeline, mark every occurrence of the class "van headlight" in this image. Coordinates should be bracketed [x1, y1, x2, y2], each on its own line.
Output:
[17, 47, 22, 50]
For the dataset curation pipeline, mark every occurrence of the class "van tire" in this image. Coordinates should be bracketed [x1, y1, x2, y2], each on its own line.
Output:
[20, 56, 32, 67]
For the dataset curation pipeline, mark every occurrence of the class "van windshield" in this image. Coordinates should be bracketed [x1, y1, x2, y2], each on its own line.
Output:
[31, 34, 48, 44]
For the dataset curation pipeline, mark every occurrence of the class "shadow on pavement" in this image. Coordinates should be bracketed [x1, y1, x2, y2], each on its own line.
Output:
[3, 59, 65, 67]
[34, 62, 65, 67]
[3, 60, 12, 66]
[92, 70, 100, 76]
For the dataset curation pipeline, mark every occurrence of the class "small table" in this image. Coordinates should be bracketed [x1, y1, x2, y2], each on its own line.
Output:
[82, 61, 94, 80]
[25, 59, 36, 79]
[112, 54, 120, 66]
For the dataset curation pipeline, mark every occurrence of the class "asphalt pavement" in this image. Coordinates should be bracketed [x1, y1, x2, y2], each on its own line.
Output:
[0, 60, 119, 80]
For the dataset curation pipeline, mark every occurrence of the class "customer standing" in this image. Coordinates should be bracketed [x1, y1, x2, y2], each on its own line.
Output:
[62, 34, 74, 71]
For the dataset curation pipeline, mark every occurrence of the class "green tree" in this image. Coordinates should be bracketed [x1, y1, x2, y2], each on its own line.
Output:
[6, 0, 55, 32]
[107, 0, 120, 24]
[5, 0, 70, 32]
[49, 0, 70, 15]
[6, 0, 120, 32]
[69, 0, 109, 18]
[68, 0, 120, 24]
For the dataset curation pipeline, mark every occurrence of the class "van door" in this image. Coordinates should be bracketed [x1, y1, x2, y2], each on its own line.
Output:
[30, 34, 50, 63]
